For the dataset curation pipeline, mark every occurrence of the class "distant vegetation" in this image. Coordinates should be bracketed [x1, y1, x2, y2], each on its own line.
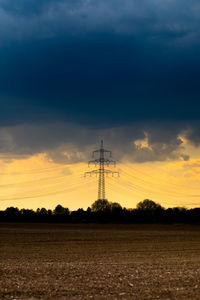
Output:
[0, 199, 200, 223]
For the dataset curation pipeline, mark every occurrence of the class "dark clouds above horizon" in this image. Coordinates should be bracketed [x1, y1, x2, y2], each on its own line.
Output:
[0, 0, 200, 162]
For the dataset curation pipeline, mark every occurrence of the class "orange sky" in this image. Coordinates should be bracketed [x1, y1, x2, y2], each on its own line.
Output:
[0, 140, 200, 210]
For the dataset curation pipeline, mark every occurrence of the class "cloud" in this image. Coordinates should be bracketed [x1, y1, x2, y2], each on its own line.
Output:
[0, 120, 192, 164]
[183, 121, 200, 147]
[0, 0, 199, 129]
[0, 0, 200, 42]
[0, 0, 199, 163]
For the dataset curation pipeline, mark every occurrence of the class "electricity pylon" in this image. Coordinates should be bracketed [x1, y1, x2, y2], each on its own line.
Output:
[84, 140, 119, 200]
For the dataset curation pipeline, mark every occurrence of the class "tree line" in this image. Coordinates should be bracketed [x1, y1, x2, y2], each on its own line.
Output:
[0, 199, 200, 223]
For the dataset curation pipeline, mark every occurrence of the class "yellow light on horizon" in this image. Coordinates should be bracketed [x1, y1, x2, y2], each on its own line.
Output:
[0, 147, 200, 210]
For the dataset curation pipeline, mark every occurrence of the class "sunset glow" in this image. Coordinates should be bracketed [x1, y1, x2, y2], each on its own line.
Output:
[1, 140, 200, 210]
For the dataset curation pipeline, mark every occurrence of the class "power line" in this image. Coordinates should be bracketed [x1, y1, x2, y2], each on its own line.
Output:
[0, 171, 85, 188]
[0, 178, 96, 202]
[119, 166, 200, 197]
[121, 163, 200, 190]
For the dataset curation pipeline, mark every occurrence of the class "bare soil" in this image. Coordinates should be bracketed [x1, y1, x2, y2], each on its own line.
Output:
[0, 223, 200, 299]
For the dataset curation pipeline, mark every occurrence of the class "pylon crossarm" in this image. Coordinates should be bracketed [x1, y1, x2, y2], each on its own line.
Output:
[103, 169, 112, 174]
[92, 150, 101, 157]
[88, 159, 100, 166]
[84, 170, 99, 177]
[103, 149, 112, 157]
[92, 149, 111, 158]
[89, 159, 116, 166]
[104, 170, 119, 177]
[104, 159, 116, 166]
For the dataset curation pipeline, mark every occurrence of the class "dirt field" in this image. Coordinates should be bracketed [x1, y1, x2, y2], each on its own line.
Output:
[0, 223, 200, 300]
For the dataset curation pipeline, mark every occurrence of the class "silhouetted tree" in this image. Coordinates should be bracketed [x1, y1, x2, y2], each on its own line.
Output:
[47, 209, 52, 215]
[91, 199, 111, 212]
[110, 202, 122, 212]
[5, 207, 20, 216]
[38, 208, 48, 215]
[136, 199, 163, 211]
[1, 200, 200, 223]
[86, 207, 91, 213]
[54, 205, 66, 215]
[20, 209, 35, 216]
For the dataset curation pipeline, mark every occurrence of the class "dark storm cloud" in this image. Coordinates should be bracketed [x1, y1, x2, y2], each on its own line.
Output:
[0, 0, 200, 125]
[0, 121, 190, 163]
[0, 0, 200, 161]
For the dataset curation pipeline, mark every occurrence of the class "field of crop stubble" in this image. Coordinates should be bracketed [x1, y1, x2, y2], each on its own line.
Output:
[0, 223, 200, 300]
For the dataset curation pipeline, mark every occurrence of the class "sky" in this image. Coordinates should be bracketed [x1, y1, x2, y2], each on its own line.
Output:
[1, 0, 200, 210]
